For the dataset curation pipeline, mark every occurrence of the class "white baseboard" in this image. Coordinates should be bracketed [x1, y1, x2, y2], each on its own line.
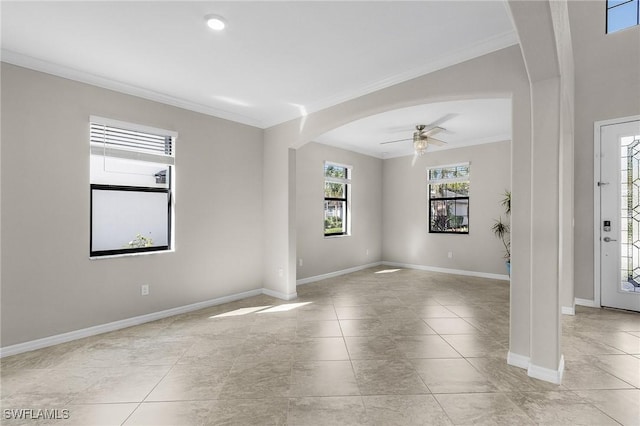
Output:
[262, 288, 298, 301]
[562, 305, 575, 315]
[528, 355, 564, 385]
[508, 351, 564, 385]
[507, 351, 530, 369]
[382, 261, 510, 281]
[296, 262, 383, 285]
[0, 288, 264, 358]
[575, 297, 598, 308]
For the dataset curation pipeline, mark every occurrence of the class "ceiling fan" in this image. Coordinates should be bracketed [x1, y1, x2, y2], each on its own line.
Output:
[380, 123, 448, 157]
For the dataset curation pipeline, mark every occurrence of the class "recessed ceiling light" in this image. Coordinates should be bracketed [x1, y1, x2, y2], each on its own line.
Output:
[205, 14, 226, 31]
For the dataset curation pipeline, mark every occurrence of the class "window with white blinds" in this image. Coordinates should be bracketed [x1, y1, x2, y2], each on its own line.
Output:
[89, 117, 175, 165]
[89, 116, 176, 258]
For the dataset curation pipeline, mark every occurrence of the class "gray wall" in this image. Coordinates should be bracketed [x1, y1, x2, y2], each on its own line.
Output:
[296, 142, 382, 280]
[569, 2, 640, 300]
[382, 141, 511, 276]
[1, 64, 264, 346]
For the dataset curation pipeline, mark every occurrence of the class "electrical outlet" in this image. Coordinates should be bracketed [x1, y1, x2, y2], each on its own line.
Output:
[366, 248, 370, 256]
[278, 268, 284, 277]
[141, 284, 149, 296]
[448, 251, 453, 259]
[298, 258, 303, 267]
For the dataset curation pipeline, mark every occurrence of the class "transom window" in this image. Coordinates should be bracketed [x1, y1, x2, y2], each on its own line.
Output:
[90, 116, 176, 257]
[607, 0, 639, 33]
[428, 163, 470, 234]
[324, 162, 351, 237]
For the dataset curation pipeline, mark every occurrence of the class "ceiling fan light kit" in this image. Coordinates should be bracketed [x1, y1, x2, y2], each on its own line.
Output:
[413, 131, 428, 156]
[380, 120, 450, 158]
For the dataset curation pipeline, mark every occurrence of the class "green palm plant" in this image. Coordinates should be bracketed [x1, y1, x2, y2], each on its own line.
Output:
[491, 191, 511, 266]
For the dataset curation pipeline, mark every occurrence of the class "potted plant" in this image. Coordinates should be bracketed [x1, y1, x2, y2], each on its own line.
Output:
[491, 191, 511, 275]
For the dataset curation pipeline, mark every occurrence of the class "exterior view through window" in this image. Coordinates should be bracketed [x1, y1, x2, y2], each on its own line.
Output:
[89, 117, 176, 257]
[428, 163, 470, 234]
[606, 0, 639, 33]
[324, 162, 351, 236]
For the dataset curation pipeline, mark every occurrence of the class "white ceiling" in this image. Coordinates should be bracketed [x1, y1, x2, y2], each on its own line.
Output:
[315, 98, 512, 158]
[1, 1, 516, 154]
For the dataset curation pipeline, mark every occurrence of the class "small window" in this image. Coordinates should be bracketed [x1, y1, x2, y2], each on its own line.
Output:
[428, 163, 470, 234]
[324, 162, 351, 236]
[607, 0, 639, 33]
[90, 117, 176, 257]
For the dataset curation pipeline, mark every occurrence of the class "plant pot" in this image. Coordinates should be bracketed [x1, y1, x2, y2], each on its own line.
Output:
[505, 261, 511, 276]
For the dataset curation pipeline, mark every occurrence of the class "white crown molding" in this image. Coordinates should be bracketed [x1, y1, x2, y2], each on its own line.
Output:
[294, 30, 519, 125]
[2, 29, 518, 131]
[1, 49, 266, 129]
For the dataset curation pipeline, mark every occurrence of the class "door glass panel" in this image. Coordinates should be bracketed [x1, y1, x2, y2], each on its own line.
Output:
[621, 137, 640, 293]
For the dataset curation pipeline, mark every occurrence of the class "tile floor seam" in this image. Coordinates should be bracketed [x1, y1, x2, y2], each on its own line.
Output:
[2, 266, 639, 425]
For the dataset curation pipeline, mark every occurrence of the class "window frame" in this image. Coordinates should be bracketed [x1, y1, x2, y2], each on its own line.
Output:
[323, 161, 352, 237]
[89, 116, 176, 258]
[427, 162, 470, 235]
[90, 184, 172, 257]
[606, 0, 640, 33]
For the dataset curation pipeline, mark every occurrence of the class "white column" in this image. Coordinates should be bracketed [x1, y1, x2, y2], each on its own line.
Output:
[262, 136, 298, 300]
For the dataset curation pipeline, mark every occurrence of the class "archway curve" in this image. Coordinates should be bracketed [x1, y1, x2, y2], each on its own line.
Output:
[283, 91, 513, 149]
[292, 93, 513, 151]
[309, 97, 512, 159]
[263, 46, 533, 366]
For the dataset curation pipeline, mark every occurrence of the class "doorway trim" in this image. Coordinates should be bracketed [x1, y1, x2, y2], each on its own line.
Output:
[593, 115, 640, 308]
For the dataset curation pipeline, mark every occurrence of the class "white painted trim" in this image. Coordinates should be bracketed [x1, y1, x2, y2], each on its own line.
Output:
[382, 261, 510, 281]
[507, 351, 530, 370]
[561, 305, 575, 316]
[508, 351, 565, 385]
[594, 115, 640, 310]
[575, 297, 598, 308]
[90, 115, 178, 139]
[594, 120, 602, 309]
[1, 29, 518, 130]
[0, 288, 263, 358]
[296, 262, 383, 285]
[298, 30, 519, 126]
[262, 288, 298, 301]
[1, 50, 265, 129]
[527, 355, 564, 385]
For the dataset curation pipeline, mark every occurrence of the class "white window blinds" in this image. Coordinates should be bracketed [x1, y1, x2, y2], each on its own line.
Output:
[90, 116, 176, 165]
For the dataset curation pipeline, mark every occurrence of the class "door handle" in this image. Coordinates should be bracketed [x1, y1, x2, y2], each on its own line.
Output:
[603, 237, 617, 242]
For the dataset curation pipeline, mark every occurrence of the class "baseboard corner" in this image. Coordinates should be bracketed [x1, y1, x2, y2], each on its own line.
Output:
[527, 355, 564, 385]
[507, 351, 530, 370]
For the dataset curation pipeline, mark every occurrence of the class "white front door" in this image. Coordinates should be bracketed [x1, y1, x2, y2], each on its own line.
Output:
[600, 119, 640, 312]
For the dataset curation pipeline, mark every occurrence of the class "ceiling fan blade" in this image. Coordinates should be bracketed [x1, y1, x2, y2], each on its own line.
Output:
[422, 113, 458, 133]
[380, 137, 412, 145]
[423, 126, 446, 136]
[411, 151, 418, 166]
[428, 137, 448, 146]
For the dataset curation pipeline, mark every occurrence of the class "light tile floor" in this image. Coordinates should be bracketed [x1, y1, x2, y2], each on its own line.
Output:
[2, 267, 639, 425]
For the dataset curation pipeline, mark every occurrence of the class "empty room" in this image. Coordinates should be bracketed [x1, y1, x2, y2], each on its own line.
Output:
[1, 1, 639, 425]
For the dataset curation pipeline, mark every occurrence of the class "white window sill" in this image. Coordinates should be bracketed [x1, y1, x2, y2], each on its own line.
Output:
[324, 234, 351, 239]
[90, 249, 175, 260]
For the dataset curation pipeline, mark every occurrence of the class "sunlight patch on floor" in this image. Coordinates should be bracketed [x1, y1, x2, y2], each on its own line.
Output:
[210, 302, 313, 318]
[257, 302, 312, 313]
[375, 269, 401, 274]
